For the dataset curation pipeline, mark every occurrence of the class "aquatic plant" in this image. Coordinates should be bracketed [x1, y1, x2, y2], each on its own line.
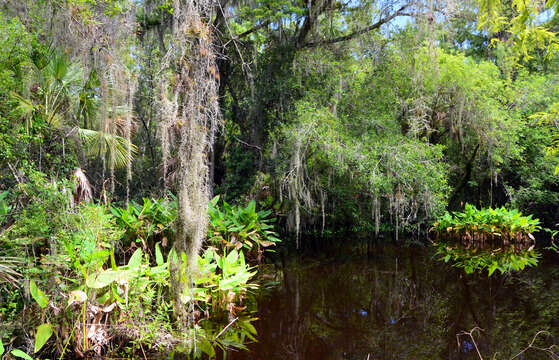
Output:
[183, 247, 258, 318]
[432, 204, 541, 249]
[110, 196, 177, 250]
[432, 204, 543, 275]
[435, 243, 540, 276]
[208, 196, 280, 263]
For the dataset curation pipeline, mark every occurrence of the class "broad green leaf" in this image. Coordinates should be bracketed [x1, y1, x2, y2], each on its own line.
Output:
[127, 248, 143, 270]
[488, 263, 499, 276]
[155, 243, 164, 266]
[86, 270, 122, 288]
[0, 339, 4, 356]
[30, 280, 49, 309]
[11, 349, 33, 360]
[198, 336, 215, 358]
[34, 324, 53, 353]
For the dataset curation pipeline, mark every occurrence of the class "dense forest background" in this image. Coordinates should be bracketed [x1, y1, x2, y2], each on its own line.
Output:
[2, 0, 559, 357]
[2, 0, 559, 242]
[1, 0, 559, 239]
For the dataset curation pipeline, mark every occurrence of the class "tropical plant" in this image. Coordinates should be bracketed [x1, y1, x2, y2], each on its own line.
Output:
[432, 204, 541, 248]
[208, 196, 280, 263]
[12, 52, 137, 171]
[432, 204, 545, 276]
[183, 247, 258, 318]
[435, 243, 541, 276]
[110, 196, 177, 250]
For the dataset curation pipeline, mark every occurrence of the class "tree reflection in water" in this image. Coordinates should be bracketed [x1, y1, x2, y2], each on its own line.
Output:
[221, 244, 559, 360]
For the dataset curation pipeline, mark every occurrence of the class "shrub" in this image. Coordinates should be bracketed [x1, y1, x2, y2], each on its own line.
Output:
[432, 204, 543, 276]
[432, 204, 541, 249]
[208, 196, 280, 263]
[110, 196, 177, 251]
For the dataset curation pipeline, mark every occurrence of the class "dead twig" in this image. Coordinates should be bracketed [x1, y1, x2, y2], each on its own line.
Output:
[456, 327, 484, 360]
[458, 327, 559, 360]
[212, 317, 238, 342]
[510, 331, 559, 360]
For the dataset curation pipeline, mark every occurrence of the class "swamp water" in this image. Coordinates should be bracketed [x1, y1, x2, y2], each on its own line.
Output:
[199, 243, 559, 360]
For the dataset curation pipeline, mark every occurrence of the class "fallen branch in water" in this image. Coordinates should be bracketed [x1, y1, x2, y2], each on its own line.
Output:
[457, 327, 559, 360]
[509, 331, 559, 359]
[456, 327, 484, 360]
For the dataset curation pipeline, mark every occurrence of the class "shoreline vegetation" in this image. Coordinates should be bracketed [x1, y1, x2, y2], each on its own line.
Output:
[432, 204, 546, 275]
[1, 0, 559, 358]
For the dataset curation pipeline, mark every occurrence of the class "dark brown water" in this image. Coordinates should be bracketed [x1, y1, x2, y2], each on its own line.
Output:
[220, 244, 559, 360]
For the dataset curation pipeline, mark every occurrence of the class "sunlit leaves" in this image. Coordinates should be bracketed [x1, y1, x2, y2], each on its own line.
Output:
[208, 196, 281, 258]
[433, 204, 541, 239]
[474, 0, 559, 62]
[10, 349, 33, 360]
[29, 279, 49, 309]
[34, 323, 53, 353]
[77, 128, 138, 168]
[436, 243, 540, 276]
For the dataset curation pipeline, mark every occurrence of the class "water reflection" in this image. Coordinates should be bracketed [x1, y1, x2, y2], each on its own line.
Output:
[224, 244, 559, 360]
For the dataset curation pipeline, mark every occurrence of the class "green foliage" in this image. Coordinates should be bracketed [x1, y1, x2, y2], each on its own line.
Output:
[0, 191, 11, 225]
[433, 204, 543, 276]
[29, 280, 49, 309]
[84, 247, 169, 312]
[34, 323, 53, 353]
[208, 196, 280, 261]
[0, 169, 268, 356]
[475, 0, 559, 63]
[110, 196, 177, 248]
[435, 243, 540, 276]
[10, 349, 33, 360]
[433, 204, 541, 242]
[185, 247, 258, 317]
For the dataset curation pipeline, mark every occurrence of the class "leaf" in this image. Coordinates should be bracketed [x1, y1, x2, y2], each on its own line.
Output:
[260, 241, 276, 247]
[0, 339, 4, 356]
[11, 349, 33, 360]
[155, 243, 164, 266]
[34, 324, 53, 353]
[86, 270, 121, 288]
[488, 263, 499, 276]
[30, 280, 49, 309]
[128, 248, 143, 270]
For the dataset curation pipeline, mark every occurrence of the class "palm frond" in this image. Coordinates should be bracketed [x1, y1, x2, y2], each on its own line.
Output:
[77, 128, 138, 168]
[0, 257, 23, 287]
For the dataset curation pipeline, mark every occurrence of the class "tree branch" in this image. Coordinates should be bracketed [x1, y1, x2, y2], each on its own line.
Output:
[300, 4, 411, 49]
[235, 20, 271, 39]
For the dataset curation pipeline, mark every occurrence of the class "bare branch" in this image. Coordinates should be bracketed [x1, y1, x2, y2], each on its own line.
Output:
[456, 327, 485, 360]
[300, 4, 412, 49]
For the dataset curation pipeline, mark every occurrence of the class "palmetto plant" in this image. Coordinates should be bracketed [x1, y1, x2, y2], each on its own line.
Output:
[13, 52, 82, 129]
[0, 257, 22, 287]
[12, 52, 137, 169]
[77, 127, 137, 169]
